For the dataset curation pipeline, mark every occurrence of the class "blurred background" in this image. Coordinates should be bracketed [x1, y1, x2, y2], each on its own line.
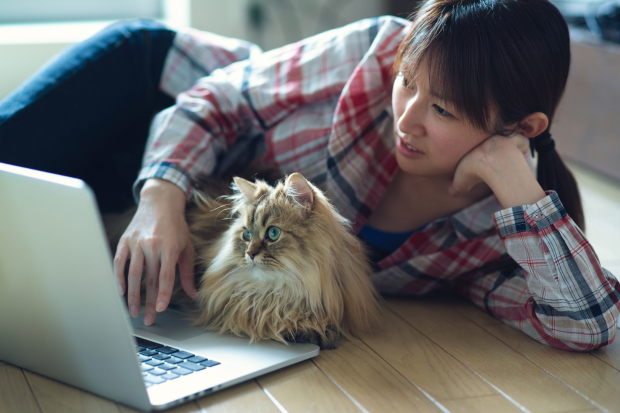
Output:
[0, 0, 419, 101]
[0, 0, 618, 185]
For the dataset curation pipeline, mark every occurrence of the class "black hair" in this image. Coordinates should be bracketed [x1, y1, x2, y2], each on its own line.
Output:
[394, 0, 584, 230]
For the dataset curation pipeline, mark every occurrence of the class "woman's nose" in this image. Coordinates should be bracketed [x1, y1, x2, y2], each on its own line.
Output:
[397, 98, 425, 136]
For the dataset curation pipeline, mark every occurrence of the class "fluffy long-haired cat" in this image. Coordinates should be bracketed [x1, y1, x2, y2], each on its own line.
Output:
[186, 173, 380, 349]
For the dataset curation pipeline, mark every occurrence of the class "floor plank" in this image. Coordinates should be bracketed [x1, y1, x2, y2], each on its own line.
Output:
[117, 399, 202, 413]
[256, 360, 361, 412]
[440, 395, 524, 413]
[387, 297, 595, 413]
[360, 304, 503, 403]
[0, 365, 42, 413]
[313, 337, 443, 413]
[591, 333, 620, 371]
[194, 380, 280, 413]
[23, 370, 121, 413]
[484, 323, 619, 412]
[567, 161, 620, 267]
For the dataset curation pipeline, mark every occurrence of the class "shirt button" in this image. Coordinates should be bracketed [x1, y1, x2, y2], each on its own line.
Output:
[533, 212, 541, 221]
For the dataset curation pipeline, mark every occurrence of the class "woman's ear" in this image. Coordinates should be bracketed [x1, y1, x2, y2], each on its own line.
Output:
[518, 112, 549, 138]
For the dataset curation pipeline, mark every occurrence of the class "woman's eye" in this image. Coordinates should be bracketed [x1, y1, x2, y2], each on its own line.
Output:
[400, 74, 412, 89]
[433, 104, 452, 118]
[266, 226, 281, 241]
[242, 229, 251, 241]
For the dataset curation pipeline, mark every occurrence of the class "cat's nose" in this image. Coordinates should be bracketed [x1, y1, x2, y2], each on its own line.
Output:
[247, 249, 260, 260]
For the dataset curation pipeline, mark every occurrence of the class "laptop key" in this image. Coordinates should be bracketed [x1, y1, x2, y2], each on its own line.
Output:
[149, 368, 167, 376]
[161, 371, 180, 380]
[172, 366, 193, 376]
[170, 351, 194, 359]
[152, 353, 170, 360]
[138, 354, 151, 362]
[139, 350, 157, 357]
[166, 356, 184, 364]
[187, 355, 207, 363]
[157, 346, 179, 354]
[158, 363, 177, 371]
[136, 337, 163, 349]
[180, 361, 205, 372]
[140, 364, 154, 372]
[143, 374, 166, 384]
[200, 360, 221, 367]
[145, 359, 164, 367]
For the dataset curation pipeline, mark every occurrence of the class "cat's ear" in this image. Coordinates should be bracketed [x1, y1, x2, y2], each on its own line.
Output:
[285, 173, 314, 210]
[233, 177, 257, 201]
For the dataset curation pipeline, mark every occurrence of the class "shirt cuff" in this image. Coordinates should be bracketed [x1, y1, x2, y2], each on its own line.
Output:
[493, 191, 567, 237]
[132, 162, 194, 203]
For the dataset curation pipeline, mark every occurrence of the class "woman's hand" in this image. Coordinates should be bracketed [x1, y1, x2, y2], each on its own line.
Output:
[113, 178, 197, 326]
[450, 133, 546, 208]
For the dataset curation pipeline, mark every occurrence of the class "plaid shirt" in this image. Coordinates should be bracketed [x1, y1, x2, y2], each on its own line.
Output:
[138, 16, 620, 351]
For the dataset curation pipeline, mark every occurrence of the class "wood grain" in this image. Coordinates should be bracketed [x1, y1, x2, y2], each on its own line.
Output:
[257, 360, 360, 412]
[590, 331, 620, 372]
[361, 303, 499, 401]
[387, 297, 594, 413]
[0, 365, 41, 413]
[484, 323, 620, 412]
[195, 380, 280, 413]
[313, 338, 443, 413]
[440, 395, 523, 413]
[23, 370, 120, 413]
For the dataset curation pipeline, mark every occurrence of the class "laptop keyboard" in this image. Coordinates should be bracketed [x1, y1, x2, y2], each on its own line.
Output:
[135, 337, 220, 387]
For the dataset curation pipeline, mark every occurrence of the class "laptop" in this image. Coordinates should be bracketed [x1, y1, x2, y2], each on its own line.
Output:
[0, 162, 319, 411]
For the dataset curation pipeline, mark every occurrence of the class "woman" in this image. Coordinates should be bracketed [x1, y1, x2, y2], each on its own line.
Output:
[1, 0, 618, 351]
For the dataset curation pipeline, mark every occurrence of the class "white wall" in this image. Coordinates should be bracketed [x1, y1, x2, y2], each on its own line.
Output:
[553, 29, 620, 182]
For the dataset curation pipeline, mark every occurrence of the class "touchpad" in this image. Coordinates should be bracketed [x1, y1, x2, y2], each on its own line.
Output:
[131, 307, 205, 341]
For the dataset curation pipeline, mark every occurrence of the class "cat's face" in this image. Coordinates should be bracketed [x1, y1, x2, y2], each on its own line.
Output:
[222, 174, 318, 284]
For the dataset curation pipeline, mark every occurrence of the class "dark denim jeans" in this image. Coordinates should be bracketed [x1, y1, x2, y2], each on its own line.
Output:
[0, 20, 176, 213]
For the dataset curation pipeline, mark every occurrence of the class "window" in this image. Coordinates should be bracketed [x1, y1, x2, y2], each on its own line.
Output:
[0, 0, 163, 24]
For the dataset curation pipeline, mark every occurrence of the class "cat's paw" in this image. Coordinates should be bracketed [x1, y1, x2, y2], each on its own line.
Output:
[285, 326, 340, 350]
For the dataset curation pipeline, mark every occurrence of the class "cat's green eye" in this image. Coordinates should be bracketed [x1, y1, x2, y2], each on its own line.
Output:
[242, 228, 251, 241]
[266, 226, 281, 241]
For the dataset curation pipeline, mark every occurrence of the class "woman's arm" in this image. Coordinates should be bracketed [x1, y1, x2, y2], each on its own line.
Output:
[451, 134, 620, 350]
[134, 17, 394, 199]
[455, 193, 620, 351]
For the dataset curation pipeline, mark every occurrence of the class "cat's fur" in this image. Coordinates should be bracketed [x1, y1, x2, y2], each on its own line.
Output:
[186, 173, 380, 349]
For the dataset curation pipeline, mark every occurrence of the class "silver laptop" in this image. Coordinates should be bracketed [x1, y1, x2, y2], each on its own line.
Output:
[0, 162, 319, 411]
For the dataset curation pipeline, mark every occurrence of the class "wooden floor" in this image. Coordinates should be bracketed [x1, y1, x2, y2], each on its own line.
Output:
[2, 161, 619, 413]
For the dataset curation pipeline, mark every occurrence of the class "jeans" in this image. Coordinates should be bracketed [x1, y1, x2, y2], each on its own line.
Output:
[0, 20, 176, 213]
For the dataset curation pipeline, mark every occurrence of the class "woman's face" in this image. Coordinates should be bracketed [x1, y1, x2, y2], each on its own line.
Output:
[391, 63, 493, 179]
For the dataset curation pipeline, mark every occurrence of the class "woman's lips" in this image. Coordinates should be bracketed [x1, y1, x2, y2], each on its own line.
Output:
[396, 134, 424, 158]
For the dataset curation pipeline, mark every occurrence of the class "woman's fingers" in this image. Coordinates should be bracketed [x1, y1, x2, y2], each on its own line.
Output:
[178, 244, 197, 300]
[511, 133, 530, 154]
[155, 248, 180, 314]
[127, 247, 145, 318]
[113, 241, 130, 295]
[142, 247, 161, 326]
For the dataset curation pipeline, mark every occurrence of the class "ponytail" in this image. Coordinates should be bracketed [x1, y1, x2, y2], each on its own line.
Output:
[536, 148, 585, 232]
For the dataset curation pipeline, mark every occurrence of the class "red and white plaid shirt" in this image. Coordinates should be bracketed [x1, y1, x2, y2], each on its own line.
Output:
[137, 16, 620, 351]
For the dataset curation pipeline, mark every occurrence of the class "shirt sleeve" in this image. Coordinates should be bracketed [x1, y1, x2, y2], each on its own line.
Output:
[488, 191, 620, 351]
[134, 17, 395, 201]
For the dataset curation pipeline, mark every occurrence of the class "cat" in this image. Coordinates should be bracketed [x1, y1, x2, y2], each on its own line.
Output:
[185, 172, 381, 349]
